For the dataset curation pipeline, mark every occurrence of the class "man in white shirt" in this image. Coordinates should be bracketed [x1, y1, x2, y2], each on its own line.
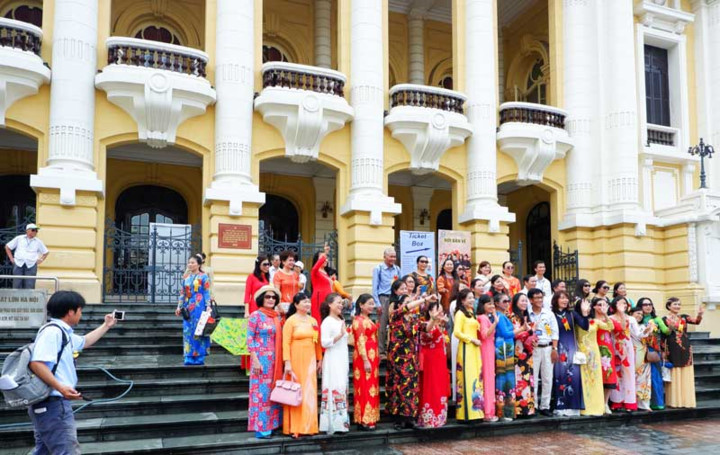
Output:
[533, 260, 552, 309]
[5, 223, 49, 289]
[519, 274, 537, 295]
[527, 287, 558, 416]
[29, 291, 116, 454]
[268, 254, 281, 283]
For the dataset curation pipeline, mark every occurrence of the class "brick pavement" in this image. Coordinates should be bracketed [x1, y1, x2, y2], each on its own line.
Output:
[388, 418, 720, 455]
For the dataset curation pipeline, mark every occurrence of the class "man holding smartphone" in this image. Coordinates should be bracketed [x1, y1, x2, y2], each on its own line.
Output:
[28, 291, 117, 454]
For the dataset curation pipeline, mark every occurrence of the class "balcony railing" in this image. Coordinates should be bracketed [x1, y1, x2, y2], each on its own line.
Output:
[389, 84, 465, 114]
[499, 102, 566, 129]
[261, 62, 345, 97]
[647, 124, 677, 147]
[0, 17, 42, 56]
[106, 37, 208, 78]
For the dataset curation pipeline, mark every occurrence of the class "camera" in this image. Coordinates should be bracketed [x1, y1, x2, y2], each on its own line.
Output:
[112, 310, 125, 321]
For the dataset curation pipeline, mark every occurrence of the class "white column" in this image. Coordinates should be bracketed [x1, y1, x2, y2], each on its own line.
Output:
[205, 0, 264, 215]
[682, 162, 696, 196]
[340, 0, 400, 225]
[601, 0, 640, 212]
[30, 0, 102, 205]
[498, 26, 505, 103]
[313, 177, 336, 241]
[411, 187, 434, 231]
[560, 0, 599, 227]
[694, 0, 720, 190]
[315, 0, 332, 68]
[458, 0, 514, 231]
[408, 10, 425, 85]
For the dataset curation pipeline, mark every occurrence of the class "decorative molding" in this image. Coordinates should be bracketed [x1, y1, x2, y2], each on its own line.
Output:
[48, 124, 93, 166]
[385, 85, 472, 175]
[608, 176, 640, 204]
[254, 82, 353, 163]
[0, 43, 51, 126]
[95, 60, 216, 149]
[498, 122, 572, 186]
[634, 0, 695, 34]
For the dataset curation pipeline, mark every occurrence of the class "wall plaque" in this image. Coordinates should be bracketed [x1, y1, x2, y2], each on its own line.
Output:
[218, 223, 252, 249]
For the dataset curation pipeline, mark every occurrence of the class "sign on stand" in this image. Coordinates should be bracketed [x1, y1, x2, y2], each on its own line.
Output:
[399, 231, 435, 277]
[0, 289, 47, 328]
[438, 230, 472, 270]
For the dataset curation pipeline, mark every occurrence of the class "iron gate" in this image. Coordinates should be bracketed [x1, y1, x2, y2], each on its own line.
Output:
[103, 221, 200, 303]
[553, 241, 579, 291]
[0, 218, 32, 288]
[258, 221, 338, 272]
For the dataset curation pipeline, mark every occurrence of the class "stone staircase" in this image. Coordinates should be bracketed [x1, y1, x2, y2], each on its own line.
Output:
[0, 303, 719, 454]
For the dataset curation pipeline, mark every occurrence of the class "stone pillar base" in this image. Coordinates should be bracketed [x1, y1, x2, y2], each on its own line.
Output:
[341, 210, 396, 296]
[35, 189, 102, 302]
[460, 219, 511, 269]
[207, 200, 262, 307]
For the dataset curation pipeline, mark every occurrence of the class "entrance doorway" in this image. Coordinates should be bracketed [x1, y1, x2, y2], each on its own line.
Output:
[104, 185, 196, 303]
[259, 194, 299, 242]
[526, 202, 552, 278]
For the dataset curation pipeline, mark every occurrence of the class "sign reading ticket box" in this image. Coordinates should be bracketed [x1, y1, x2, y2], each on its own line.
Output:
[399, 230, 435, 277]
[0, 289, 47, 329]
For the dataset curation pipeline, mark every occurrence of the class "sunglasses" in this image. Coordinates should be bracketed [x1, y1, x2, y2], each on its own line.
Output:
[500, 300, 510, 304]
[419, 260, 429, 264]
[506, 266, 514, 269]
[641, 302, 653, 306]
[261, 262, 270, 266]
[602, 286, 610, 290]
[264, 294, 278, 300]
[583, 284, 591, 287]
[29, 229, 38, 232]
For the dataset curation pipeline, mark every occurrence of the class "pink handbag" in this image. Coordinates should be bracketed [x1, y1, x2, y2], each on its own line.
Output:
[270, 374, 302, 407]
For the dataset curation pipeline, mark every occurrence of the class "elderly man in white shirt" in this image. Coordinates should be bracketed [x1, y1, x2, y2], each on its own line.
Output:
[5, 223, 49, 289]
[527, 287, 558, 416]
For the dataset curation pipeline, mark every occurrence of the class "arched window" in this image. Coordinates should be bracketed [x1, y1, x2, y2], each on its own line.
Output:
[436, 209, 452, 231]
[3, 4, 42, 27]
[438, 75, 453, 90]
[134, 25, 181, 45]
[525, 58, 547, 105]
[259, 194, 299, 242]
[115, 185, 188, 233]
[263, 45, 289, 63]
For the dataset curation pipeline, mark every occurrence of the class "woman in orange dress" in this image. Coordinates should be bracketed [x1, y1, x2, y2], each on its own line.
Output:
[282, 292, 323, 438]
[436, 258, 457, 312]
[273, 250, 302, 314]
[351, 294, 380, 430]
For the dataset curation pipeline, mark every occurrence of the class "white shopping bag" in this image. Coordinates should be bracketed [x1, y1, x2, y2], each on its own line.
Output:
[194, 309, 212, 337]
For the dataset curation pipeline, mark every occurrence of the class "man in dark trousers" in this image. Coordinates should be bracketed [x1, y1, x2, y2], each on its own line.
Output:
[28, 291, 117, 454]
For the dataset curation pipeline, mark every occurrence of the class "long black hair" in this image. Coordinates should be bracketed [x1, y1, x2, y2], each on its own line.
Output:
[511, 292, 529, 322]
[612, 282, 625, 299]
[286, 291, 310, 319]
[320, 292, 341, 322]
[253, 254, 271, 281]
[455, 288, 475, 318]
[573, 279, 590, 301]
[389, 279, 405, 303]
[637, 297, 656, 318]
[354, 293, 375, 317]
[551, 290, 572, 315]
[439, 258, 458, 281]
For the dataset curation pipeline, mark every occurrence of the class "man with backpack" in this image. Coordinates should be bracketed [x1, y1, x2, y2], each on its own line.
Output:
[27, 291, 117, 454]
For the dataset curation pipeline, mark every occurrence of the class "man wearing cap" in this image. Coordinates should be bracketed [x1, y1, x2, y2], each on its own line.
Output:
[5, 223, 49, 289]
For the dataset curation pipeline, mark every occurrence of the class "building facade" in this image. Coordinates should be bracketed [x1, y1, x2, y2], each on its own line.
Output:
[1, 0, 719, 333]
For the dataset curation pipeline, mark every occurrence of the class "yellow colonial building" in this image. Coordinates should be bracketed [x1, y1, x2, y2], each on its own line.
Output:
[1, 0, 719, 333]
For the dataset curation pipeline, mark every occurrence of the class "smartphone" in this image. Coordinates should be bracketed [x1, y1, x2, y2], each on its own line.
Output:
[419, 285, 428, 295]
[112, 310, 125, 321]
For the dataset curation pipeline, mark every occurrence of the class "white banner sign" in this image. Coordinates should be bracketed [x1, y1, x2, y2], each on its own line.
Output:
[0, 289, 47, 328]
[399, 231, 435, 278]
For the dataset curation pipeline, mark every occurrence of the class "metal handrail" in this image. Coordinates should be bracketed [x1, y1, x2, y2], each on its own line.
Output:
[0, 275, 59, 293]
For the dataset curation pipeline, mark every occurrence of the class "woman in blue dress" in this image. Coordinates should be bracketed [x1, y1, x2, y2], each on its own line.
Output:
[551, 290, 589, 416]
[492, 293, 516, 420]
[175, 253, 212, 365]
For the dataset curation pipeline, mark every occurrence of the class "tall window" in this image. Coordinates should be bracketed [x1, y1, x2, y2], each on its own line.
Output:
[644, 45, 670, 127]
[524, 58, 547, 105]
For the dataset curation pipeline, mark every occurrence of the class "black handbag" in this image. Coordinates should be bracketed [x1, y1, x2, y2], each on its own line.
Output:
[202, 300, 221, 336]
[180, 307, 190, 321]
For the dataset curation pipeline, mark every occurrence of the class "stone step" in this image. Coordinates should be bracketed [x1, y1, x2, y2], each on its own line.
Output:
[6, 401, 720, 455]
